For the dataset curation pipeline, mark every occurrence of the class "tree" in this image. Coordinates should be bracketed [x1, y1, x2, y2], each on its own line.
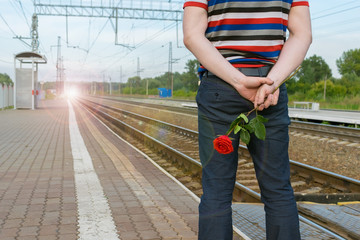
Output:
[44, 81, 56, 90]
[285, 76, 302, 94]
[336, 48, 360, 76]
[147, 78, 161, 89]
[334, 73, 360, 96]
[0, 73, 13, 86]
[182, 59, 199, 91]
[308, 80, 346, 99]
[296, 55, 332, 85]
[128, 76, 141, 87]
[172, 72, 183, 90]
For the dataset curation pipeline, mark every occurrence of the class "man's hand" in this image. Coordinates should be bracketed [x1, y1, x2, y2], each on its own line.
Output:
[233, 76, 273, 103]
[254, 84, 280, 110]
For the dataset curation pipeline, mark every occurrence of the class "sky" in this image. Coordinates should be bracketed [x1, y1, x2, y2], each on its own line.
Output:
[0, 0, 359, 84]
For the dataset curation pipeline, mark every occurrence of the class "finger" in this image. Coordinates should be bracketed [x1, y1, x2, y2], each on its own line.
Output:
[257, 103, 265, 111]
[255, 87, 267, 107]
[244, 77, 271, 89]
[259, 104, 265, 111]
[258, 77, 273, 85]
[244, 77, 264, 88]
[264, 94, 273, 109]
[254, 87, 262, 107]
[272, 89, 280, 106]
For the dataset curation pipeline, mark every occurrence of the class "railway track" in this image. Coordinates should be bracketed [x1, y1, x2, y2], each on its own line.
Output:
[92, 96, 360, 143]
[290, 120, 360, 142]
[76, 97, 360, 240]
[78, 97, 360, 200]
[76, 98, 359, 240]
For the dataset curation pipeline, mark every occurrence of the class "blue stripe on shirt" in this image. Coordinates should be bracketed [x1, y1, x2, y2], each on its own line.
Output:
[228, 50, 281, 58]
[206, 23, 286, 33]
[208, 0, 293, 7]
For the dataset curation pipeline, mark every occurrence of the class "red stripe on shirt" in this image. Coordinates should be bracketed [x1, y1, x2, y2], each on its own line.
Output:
[183, 2, 208, 10]
[291, 1, 309, 7]
[216, 45, 283, 52]
[200, 63, 272, 69]
[200, 62, 276, 69]
[209, 18, 287, 28]
[232, 63, 267, 68]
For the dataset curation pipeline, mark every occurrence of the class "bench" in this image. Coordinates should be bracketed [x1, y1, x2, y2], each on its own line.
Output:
[293, 101, 319, 111]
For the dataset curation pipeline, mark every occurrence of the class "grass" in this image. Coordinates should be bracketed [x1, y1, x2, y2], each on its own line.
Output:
[0, 106, 14, 111]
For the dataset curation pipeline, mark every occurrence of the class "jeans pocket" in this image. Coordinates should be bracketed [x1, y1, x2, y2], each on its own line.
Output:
[197, 83, 253, 126]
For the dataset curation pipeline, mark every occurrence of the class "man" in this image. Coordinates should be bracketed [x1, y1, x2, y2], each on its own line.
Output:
[183, 0, 312, 239]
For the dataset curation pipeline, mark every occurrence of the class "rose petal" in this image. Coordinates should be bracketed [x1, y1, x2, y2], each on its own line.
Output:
[213, 135, 234, 154]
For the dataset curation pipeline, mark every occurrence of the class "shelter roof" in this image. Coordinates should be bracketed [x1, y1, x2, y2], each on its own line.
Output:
[15, 51, 47, 64]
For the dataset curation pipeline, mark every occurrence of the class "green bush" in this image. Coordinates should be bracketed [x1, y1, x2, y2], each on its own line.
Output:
[0, 73, 13, 86]
[173, 89, 196, 99]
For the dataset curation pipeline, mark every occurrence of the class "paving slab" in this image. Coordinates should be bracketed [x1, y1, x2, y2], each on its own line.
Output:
[232, 202, 358, 240]
[298, 202, 360, 240]
[0, 99, 201, 239]
[71, 98, 199, 239]
[0, 100, 75, 240]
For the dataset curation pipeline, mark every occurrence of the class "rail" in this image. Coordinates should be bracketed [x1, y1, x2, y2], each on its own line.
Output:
[79, 97, 360, 201]
[91, 95, 360, 142]
[77, 98, 351, 240]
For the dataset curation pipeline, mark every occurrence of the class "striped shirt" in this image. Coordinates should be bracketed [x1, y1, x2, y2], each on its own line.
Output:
[183, 0, 309, 72]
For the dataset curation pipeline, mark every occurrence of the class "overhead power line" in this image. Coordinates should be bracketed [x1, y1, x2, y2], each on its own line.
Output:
[311, 0, 358, 16]
[15, 0, 31, 28]
[0, 58, 12, 64]
[312, 5, 360, 20]
[0, 13, 20, 37]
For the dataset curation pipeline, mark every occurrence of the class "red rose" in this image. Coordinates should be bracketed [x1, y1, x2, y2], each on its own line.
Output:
[213, 135, 234, 154]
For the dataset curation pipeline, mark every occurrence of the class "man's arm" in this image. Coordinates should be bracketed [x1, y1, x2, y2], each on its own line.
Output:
[183, 6, 273, 103]
[255, 6, 312, 109]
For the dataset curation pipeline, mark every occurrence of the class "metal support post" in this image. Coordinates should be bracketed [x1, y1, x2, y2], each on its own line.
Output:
[31, 59, 35, 110]
[13, 57, 17, 109]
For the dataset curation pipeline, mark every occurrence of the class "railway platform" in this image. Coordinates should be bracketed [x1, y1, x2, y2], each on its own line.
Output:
[0, 98, 359, 240]
[289, 108, 360, 127]
[110, 96, 360, 127]
[0, 99, 199, 240]
[232, 202, 360, 239]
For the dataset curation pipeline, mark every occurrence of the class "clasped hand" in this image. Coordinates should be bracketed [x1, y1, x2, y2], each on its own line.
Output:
[234, 76, 280, 111]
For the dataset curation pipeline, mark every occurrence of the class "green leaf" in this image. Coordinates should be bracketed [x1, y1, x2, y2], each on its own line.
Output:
[248, 118, 258, 129]
[227, 113, 249, 135]
[227, 118, 242, 135]
[240, 129, 250, 145]
[254, 122, 266, 140]
[244, 123, 255, 133]
[239, 113, 249, 123]
[256, 114, 268, 123]
[234, 125, 241, 134]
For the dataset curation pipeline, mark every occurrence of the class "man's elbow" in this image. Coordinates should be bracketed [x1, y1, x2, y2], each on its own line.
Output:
[183, 32, 196, 50]
[306, 30, 313, 46]
[291, 29, 312, 47]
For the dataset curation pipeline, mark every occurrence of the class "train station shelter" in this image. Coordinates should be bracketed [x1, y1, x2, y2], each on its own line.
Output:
[14, 51, 47, 110]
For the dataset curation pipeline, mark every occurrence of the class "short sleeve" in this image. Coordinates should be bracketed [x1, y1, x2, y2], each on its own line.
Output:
[183, 0, 208, 10]
[291, 1, 309, 7]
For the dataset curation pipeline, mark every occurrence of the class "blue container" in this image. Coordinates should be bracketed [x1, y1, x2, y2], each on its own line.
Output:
[158, 88, 171, 98]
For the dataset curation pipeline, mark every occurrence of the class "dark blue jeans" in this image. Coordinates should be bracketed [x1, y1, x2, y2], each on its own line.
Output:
[196, 73, 300, 240]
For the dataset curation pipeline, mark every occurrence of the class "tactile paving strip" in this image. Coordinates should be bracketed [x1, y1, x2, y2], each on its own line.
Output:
[232, 203, 344, 239]
[298, 202, 360, 240]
